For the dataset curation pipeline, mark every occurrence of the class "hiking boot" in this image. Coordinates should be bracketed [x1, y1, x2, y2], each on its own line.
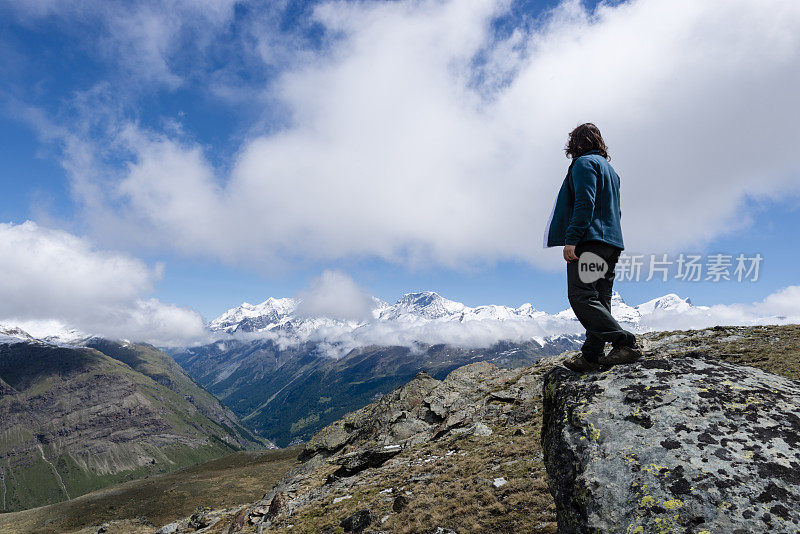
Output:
[599, 344, 643, 366]
[563, 352, 605, 372]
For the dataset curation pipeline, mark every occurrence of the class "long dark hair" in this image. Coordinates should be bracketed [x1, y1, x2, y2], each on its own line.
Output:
[565, 123, 609, 160]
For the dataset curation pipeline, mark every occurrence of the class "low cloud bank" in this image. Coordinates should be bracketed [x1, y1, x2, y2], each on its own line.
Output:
[640, 286, 800, 332]
[214, 275, 800, 358]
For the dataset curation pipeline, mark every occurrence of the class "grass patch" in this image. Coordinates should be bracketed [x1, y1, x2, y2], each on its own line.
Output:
[647, 324, 800, 380]
[0, 447, 301, 534]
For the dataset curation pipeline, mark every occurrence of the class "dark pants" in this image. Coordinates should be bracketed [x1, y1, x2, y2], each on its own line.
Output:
[567, 240, 636, 361]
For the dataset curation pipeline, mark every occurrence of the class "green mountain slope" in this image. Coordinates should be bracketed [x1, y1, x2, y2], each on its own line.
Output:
[0, 339, 270, 512]
[0, 447, 300, 534]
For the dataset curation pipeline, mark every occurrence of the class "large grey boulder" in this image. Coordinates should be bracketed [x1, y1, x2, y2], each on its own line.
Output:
[542, 355, 800, 533]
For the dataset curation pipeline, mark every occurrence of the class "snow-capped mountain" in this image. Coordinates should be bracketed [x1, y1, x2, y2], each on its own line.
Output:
[555, 292, 700, 327]
[209, 291, 551, 334]
[210, 290, 700, 334]
[0, 321, 87, 345]
[209, 297, 297, 333]
[206, 290, 704, 355]
[636, 294, 695, 316]
[379, 292, 468, 321]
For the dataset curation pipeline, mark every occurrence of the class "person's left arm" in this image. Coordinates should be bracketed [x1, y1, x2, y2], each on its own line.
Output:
[563, 158, 598, 261]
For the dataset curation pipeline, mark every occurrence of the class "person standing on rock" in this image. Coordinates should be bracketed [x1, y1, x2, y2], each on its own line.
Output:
[544, 123, 643, 372]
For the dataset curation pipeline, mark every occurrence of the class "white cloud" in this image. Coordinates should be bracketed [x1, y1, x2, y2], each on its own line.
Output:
[9, 0, 800, 272]
[0, 221, 204, 345]
[640, 285, 800, 332]
[295, 270, 376, 321]
[52, 0, 799, 270]
[304, 315, 584, 358]
[228, 312, 583, 359]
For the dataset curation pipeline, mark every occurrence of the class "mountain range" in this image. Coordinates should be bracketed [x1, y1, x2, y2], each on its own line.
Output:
[171, 291, 698, 446]
[205, 290, 698, 354]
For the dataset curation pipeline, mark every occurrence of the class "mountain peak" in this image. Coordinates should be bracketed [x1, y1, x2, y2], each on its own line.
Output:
[209, 297, 297, 333]
[636, 293, 693, 315]
[388, 291, 467, 320]
[396, 291, 443, 306]
[207, 289, 700, 341]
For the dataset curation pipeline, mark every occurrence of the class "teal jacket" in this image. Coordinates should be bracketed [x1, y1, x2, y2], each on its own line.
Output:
[544, 150, 624, 249]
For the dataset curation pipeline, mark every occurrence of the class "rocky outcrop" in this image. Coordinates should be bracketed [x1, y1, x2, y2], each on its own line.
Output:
[299, 363, 542, 465]
[340, 508, 373, 532]
[181, 359, 558, 533]
[542, 355, 800, 533]
[332, 446, 404, 477]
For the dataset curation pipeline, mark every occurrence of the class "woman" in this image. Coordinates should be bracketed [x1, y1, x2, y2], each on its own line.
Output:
[545, 123, 642, 372]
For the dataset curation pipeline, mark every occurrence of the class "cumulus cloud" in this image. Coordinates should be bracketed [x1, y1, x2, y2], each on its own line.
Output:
[40, 0, 799, 271]
[0, 221, 204, 345]
[295, 270, 376, 321]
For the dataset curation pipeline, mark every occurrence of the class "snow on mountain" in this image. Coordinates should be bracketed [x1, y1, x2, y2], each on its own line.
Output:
[0, 320, 87, 345]
[613, 292, 644, 324]
[636, 294, 695, 315]
[554, 292, 694, 327]
[379, 291, 467, 321]
[210, 292, 555, 335]
[209, 297, 297, 333]
[205, 290, 709, 356]
[0, 324, 39, 344]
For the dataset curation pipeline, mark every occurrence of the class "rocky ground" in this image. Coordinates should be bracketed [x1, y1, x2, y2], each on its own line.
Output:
[137, 360, 562, 534]
[9, 324, 798, 533]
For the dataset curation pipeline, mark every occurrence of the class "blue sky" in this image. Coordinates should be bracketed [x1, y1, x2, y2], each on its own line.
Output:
[1, 0, 799, 337]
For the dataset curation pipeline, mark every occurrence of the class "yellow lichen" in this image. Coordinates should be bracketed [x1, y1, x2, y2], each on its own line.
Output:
[643, 463, 669, 475]
[623, 454, 638, 465]
[663, 499, 683, 510]
[640, 495, 655, 507]
[585, 422, 601, 441]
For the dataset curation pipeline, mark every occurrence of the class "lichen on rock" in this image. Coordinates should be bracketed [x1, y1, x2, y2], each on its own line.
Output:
[541, 355, 800, 533]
